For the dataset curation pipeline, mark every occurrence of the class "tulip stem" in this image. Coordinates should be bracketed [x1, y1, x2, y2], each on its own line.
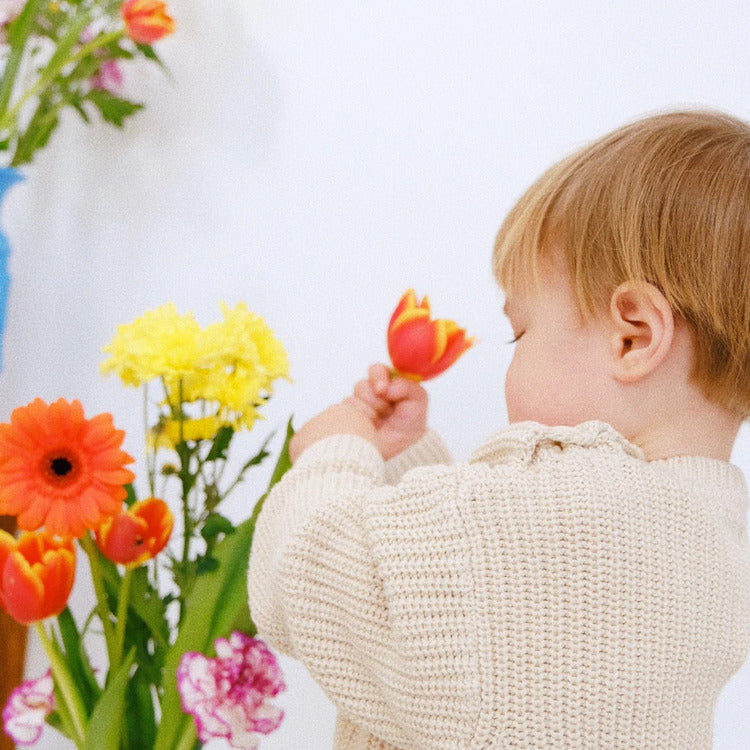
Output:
[80, 532, 118, 671]
[111, 566, 133, 676]
[35, 622, 87, 748]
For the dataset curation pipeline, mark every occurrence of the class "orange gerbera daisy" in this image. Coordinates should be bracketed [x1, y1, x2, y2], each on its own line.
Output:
[0, 398, 136, 538]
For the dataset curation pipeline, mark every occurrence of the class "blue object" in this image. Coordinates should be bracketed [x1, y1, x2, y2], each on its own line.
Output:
[0, 167, 24, 372]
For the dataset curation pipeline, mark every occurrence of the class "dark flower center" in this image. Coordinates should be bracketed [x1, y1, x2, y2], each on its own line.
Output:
[41, 449, 81, 487]
[50, 457, 74, 476]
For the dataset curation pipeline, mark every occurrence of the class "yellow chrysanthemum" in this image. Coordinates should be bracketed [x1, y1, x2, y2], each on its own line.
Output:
[161, 416, 225, 446]
[102, 302, 290, 436]
[101, 304, 206, 387]
[202, 303, 290, 392]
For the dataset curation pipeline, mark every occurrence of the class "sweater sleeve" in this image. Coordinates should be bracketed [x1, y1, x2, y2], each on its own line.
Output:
[247, 433, 478, 749]
[383, 429, 452, 485]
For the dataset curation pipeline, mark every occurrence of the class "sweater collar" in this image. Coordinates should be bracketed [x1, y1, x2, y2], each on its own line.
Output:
[470, 420, 748, 518]
[470, 420, 645, 466]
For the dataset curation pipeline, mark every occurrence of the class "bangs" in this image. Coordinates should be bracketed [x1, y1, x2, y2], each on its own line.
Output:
[492, 159, 564, 299]
[492, 153, 606, 314]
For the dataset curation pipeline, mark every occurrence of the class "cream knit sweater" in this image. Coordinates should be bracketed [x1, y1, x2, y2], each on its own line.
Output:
[247, 421, 750, 749]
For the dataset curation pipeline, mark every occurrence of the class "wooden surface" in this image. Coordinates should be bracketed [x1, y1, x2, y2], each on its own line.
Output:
[0, 516, 28, 750]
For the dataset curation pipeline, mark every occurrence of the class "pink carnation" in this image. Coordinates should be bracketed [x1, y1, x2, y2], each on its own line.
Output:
[177, 632, 285, 749]
[2, 671, 55, 747]
[90, 59, 124, 94]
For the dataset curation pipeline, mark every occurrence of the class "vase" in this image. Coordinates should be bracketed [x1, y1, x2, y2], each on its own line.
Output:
[0, 166, 23, 372]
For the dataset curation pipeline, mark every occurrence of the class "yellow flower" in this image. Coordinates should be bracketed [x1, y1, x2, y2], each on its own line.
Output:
[101, 304, 205, 387]
[161, 416, 225, 445]
[102, 302, 290, 434]
[202, 303, 290, 392]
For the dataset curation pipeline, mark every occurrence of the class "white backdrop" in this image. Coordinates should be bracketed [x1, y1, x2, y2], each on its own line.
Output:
[2, 1, 750, 748]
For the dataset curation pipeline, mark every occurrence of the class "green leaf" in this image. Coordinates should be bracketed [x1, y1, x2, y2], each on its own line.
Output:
[85, 89, 143, 127]
[247, 416, 295, 530]
[124, 667, 157, 750]
[195, 554, 220, 574]
[83, 648, 136, 750]
[239, 432, 273, 475]
[71, 99, 90, 123]
[206, 424, 234, 461]
[124, 482, 138, 508]
[45, 710, 67, 736]
[127, 566, 170, 650]
[11, 105, 59, 166]
[136, 42, 161, 64]
[268, 416, 295, 490]
[56, 608, 101, 712]
[201, 513, 235, 540]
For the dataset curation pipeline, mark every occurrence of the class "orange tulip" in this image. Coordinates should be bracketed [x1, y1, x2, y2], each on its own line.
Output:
[95, 497, 173, 567]
[121, 0, 175, 44]
[387, 289, 474, 381]
[0, 531, 75, 625]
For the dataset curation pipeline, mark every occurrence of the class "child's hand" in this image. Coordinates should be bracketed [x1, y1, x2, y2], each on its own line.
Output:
[288, 364, 428, 463]
[349, 363, 428, 460]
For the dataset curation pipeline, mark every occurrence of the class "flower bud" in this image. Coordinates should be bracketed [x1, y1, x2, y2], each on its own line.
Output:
[95, 497, 173, 567]
[387, 289, 474, 381]
[121, 0, 175, 44]
[0, 531, 75, 625]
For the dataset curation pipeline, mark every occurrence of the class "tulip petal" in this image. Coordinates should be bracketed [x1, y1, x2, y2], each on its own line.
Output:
[420, 328, 475, 379]
[388, 317, 442, 376]
[0, 534, 75, 624]
[2, 551, 46, 624]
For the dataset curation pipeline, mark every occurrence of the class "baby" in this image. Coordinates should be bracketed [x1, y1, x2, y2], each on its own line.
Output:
[248, 110, 750, 749]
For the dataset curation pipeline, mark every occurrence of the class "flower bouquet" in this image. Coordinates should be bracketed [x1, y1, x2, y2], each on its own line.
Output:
[0, 301, 292, 749]
[0, 0, 175, 369]
[0, 0, 175, 166]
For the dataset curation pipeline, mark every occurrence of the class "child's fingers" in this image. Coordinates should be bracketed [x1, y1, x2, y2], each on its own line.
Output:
[386, 375, 427, 404]
[353, 379, 392, 416]
[368, 363, 392, 396]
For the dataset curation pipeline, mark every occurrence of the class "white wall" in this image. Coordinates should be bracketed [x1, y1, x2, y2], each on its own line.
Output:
[3, 1, 750, 748]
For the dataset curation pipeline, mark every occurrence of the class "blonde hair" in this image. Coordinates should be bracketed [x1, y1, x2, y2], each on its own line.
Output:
[494, 110, 750, 418]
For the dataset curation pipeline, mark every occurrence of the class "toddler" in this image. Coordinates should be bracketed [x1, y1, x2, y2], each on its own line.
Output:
[248, 110, 750, 749]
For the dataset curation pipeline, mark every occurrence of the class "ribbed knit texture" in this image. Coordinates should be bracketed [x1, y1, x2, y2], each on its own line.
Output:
[248, 421, 750, 749]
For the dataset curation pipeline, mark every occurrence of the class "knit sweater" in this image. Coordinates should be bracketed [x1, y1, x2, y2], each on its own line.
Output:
[247, 420, 750, 749]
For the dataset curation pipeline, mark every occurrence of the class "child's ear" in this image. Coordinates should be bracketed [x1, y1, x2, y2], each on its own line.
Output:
[608, 282, 674, 383]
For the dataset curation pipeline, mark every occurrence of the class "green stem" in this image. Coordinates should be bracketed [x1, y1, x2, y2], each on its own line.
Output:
[144, 383, 157, 497]
[0, 14, 125, 138]
[70, 28, 124, 67]
[80, 533, 117, 669]
[111, 567, 133, 677]
[0, 14, 123, 134]
[178, 379, 191, 568]
[35, 622, 87, 748]
[0, 0, 46, 119]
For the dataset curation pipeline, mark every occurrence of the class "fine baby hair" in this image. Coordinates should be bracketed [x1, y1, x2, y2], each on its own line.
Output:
[494, 110, 750, 418]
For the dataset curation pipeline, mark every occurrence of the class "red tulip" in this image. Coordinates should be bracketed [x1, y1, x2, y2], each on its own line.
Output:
[121, 0, 175, 44]
[0, 531, 75, 625]
[95, 497, 173, 567]
[387, 289, 474, 381]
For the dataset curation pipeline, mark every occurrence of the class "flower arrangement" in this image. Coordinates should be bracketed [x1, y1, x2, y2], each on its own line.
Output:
[0, 301, 292, 749]
[0, 0, 175, 166]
